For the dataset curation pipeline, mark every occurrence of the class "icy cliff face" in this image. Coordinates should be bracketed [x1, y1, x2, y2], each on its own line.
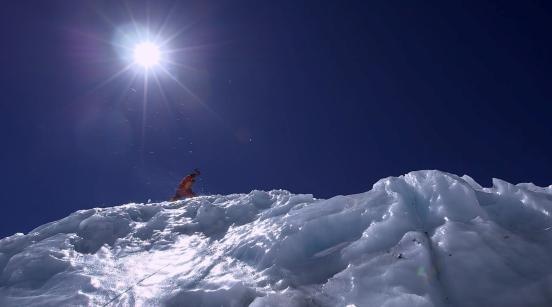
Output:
[1, 170, 552, 307]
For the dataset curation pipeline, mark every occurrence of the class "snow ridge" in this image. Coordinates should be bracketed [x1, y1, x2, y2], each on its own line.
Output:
[1, 170, 552, 307]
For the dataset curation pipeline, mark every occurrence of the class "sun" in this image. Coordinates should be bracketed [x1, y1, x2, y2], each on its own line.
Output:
[93, 11, 217, 160]
[107, 21, 209, 103]
[133, 42, 160, 68]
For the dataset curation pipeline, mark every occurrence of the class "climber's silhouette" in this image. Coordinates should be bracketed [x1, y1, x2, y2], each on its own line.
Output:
[170, 169, 200, 201]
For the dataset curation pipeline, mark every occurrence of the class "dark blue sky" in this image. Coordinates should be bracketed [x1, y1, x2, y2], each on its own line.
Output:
[1, 0, 551, 237]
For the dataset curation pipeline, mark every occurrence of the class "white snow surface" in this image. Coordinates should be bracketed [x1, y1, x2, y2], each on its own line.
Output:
[1, 170, 552, 307]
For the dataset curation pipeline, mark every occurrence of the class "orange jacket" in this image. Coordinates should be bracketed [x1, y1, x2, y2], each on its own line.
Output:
[171, 174, 198, 200]
[171, 169, 200, 201]
[177, 175, 196, 194]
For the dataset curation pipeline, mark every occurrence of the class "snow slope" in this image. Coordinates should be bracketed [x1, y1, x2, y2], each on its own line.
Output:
[1, 170, 552, 307]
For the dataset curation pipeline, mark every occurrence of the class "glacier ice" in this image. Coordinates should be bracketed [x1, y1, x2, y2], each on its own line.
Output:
[1, 170, 552, 306]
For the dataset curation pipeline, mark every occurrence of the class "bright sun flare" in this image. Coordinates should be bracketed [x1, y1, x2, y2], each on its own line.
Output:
[133, 42, 160, 68]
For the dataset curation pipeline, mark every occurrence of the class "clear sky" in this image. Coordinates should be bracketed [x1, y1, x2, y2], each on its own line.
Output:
[1, 0, 551, 237]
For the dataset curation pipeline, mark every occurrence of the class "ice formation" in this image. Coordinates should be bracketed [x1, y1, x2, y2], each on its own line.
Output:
[1, 170, 552, 306]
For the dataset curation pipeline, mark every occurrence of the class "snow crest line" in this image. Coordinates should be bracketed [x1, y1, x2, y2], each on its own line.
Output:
[1, 170, 552, 307]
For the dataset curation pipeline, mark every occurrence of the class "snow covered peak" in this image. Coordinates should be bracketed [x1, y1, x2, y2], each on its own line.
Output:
[1, 170, 552, 306]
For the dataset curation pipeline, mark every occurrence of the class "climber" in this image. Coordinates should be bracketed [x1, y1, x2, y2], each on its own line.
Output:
[170, 169, 200, 201]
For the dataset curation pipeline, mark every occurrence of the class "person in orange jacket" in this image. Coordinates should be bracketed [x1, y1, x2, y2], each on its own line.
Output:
[170, 169, 200, 201]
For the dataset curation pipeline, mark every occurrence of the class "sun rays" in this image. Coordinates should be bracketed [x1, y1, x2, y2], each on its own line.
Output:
[78, 2, 225, 163]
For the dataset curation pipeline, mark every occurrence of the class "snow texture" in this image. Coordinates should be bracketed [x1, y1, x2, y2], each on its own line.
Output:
[1, 170, 552, 306]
